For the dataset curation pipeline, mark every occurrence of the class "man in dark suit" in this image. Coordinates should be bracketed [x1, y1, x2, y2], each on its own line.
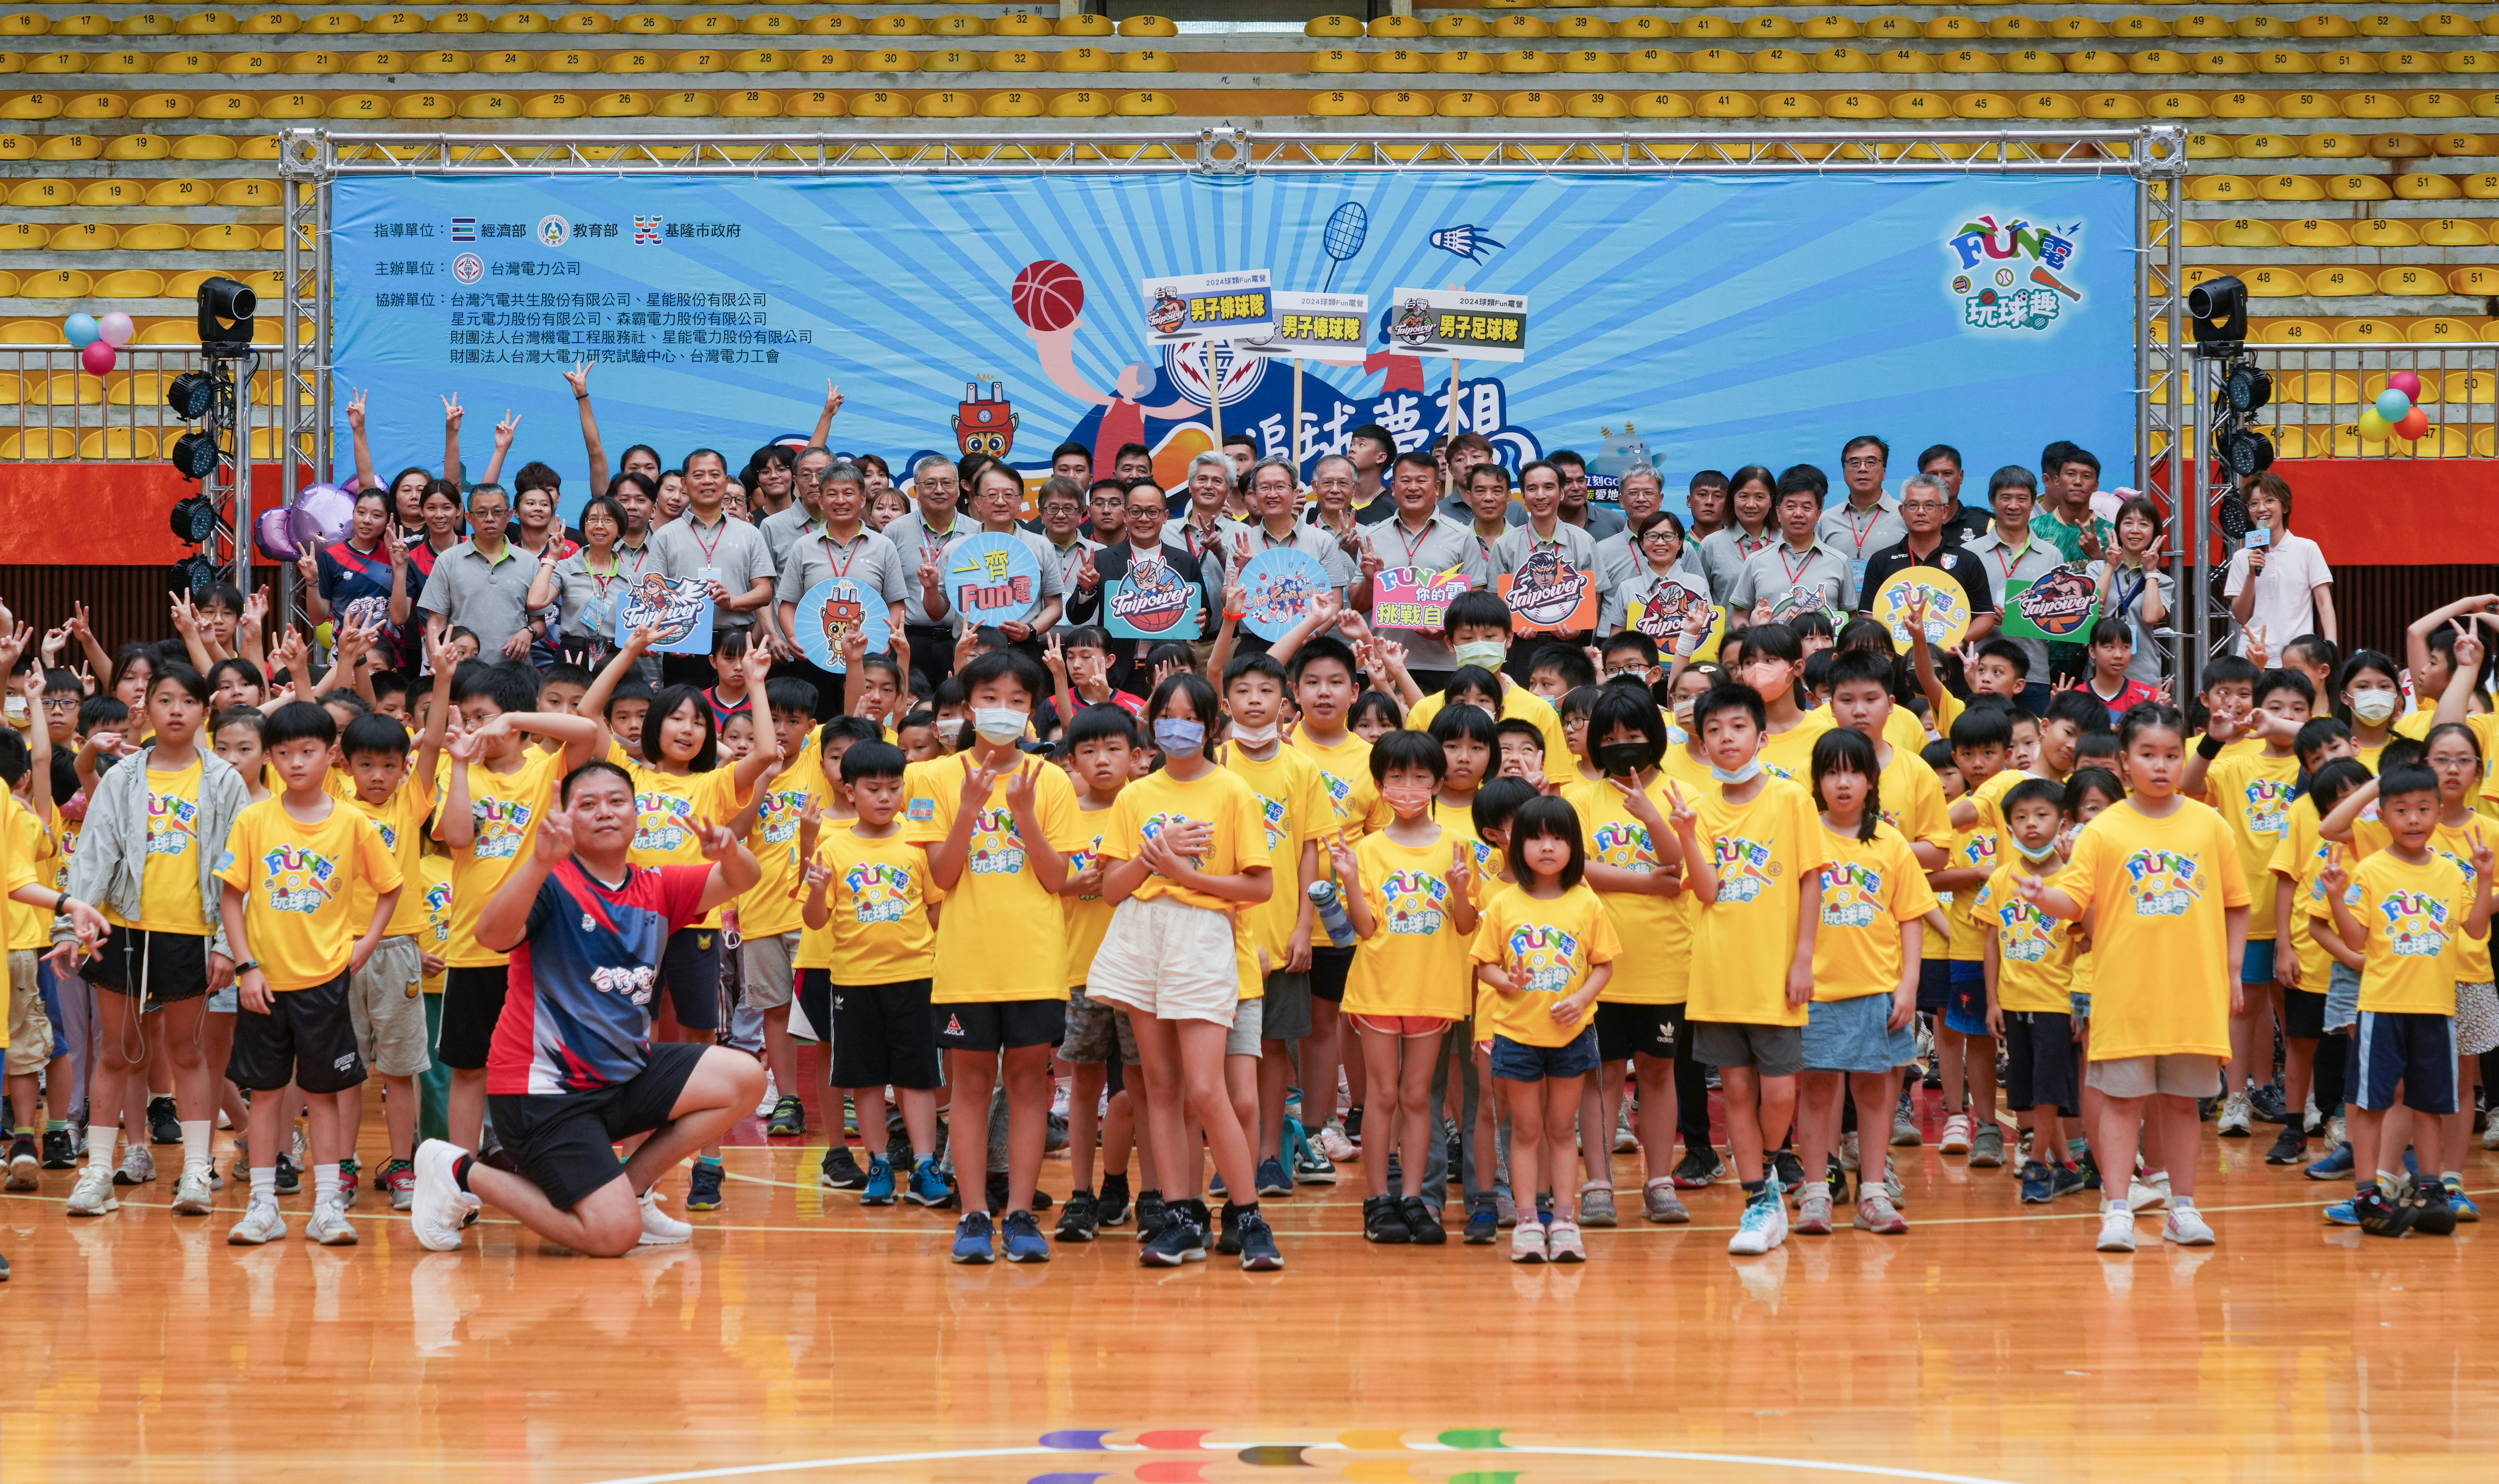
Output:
[1065, 478, 1225, 695]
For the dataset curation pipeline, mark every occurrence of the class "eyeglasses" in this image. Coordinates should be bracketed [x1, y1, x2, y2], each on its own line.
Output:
[1842, 456, 1884, 469]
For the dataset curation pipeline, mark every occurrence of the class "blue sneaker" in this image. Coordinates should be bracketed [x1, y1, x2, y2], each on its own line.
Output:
[2304, 1144, 2355, 1181]
[2051, 1164, 2091, 1200]
[2444, 1178, 2479, 1223]
[1254, 1156, 1293, 1197]
[1463, 1205, 1498, 1245]
[905, 1156, 951, 1208]
[862, 1154, 895, 1207]
[1001, 1209, 1051, 1262]
[2323, 1198, 2360, 1226]
[950, 1210, 995, 1263]
[2018, 1161, 2054, 1204]
[684, 1159, 725, 1211]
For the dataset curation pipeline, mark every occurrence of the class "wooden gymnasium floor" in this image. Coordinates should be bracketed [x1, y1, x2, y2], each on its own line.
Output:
[2, 1075, 2494, 1484]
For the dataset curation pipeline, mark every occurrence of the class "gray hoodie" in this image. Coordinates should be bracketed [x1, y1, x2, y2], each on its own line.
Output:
[60, 745, 249, 960]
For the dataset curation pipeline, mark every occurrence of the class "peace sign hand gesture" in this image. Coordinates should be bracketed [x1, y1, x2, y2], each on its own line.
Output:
[2317, 842, 2350, 901]
[2470, 826, 2494, 884]
[346, 386, 369, 433]
[2451, 618, 2486, 677]
[563, 359, 596, 399]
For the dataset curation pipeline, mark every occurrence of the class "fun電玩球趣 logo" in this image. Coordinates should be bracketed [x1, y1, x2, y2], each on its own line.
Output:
[1947, 214, 2083, 333]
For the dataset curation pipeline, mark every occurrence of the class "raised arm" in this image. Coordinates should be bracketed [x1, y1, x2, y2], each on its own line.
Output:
[346, 387, 379, 493]
[442, 393, 465, 487]
[579, 626, 654, 734]
[2408, 594, 2496, 703]
[479, 409, 518, 489]
[565, 360, 612, 497]
[810, 381, 843, 450]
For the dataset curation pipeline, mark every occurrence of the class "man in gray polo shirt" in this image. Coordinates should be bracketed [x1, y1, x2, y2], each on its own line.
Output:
[1965, 464, 2065, 708]
[933, 463, 1064, 657]
[758, 444, 831, 571]
[774, 457, 906, 716]
[892, 454, 972, 684]
[1491, 459, 1604, 656]
[649, 446, 775, 686]
[1353, 448, 1491, 689]
[1727, 465, 1851, 620]
[1817, 434, 1908, 610]
[416, 482, 539, 661]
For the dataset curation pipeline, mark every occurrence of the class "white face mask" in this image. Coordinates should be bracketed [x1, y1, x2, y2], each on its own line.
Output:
[1453, 640, 1508, 673]
[972, 707, 1027, 746]
[938, 717, 970, 747]
[2349, 689, 2398, 726]
[1710, 757, 1764, 786]
[1230, 720, 1280, 746]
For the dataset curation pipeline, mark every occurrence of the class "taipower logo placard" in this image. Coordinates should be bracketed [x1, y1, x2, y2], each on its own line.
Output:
[1945, 214, 2082, 332]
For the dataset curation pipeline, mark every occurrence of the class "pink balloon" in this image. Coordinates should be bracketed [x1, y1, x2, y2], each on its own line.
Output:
[2386, 370, 2422, 400]
[97, 311, 134, 347]
[78, 340, 115, 375]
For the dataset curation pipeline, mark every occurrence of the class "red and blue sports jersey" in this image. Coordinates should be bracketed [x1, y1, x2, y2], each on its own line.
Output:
[487, 859, 711, 1095]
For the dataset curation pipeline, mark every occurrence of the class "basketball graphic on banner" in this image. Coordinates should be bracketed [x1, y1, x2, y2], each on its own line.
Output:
[1011, 260, 1084, 333]
[1237, 547, 1333, 642]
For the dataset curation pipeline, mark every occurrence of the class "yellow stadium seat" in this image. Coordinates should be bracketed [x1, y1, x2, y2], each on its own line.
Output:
[555, 14, 612, 34]
[458, 92, 519, 119]
[213, 177, 273, 206]
[0, 223, 43, 249]
[2194, 51, 2253, 75]
[1367, 49, 1424, 73]
[1055, 14, 1112, 37]
[362, 10, 423, 35]
[2333, 317, 2400, 342]
[1889, 90, 1950, 117]
[1681, 16, 1733, 39]
[1424, 51, 1481, 74]
[2000, 50, 2058, 75]
[1047, 88, 1107, 116]
[1691, 89, 1755, 119]
[478, 50, 536, 74]
[0, 13, 46, 36]
[389, 91, 454, 119]
[904, 88, 967, 117]
[1740, 16, 1798, 39]
[1750, 48, 1808, 74]
[2448, 51, 2499, 74]
[95, 270, 164, 298]
[1500, 50, 1556, 74]
[1492, 15, 1549, 39]
[2466, 172, 2499, 197]
[2449, 266, 2499, 294]
[2285, 370, 2359, 404]
[1954, 92, 2013, 119]
[2251, 318, 2326, 344]
[2, 176, 67, 205]
[1823, 92, 1887, 120]
[427, 9, 485, 35]
[1112, 89, 1172, 115]
[651, 90, 712, 117]
[2130, 49, 2188, 75]
[1117, 15, 1177, 38]
[1617, 17, 1671, 41]
[680, 12, 736, 38]
[1371, 89, 1432, 116]
[1747, 90, 1810, 117]
[0, 93, 61, 120]
[1940, 49, 2000, 73]
[2184, 174, 2253, 200]
[2238, 266, 2299, 296]
[586, 90, 651, 117]
[35, 131, 100, 160]
[1502, 89, 1562, 118]
[20, 269, 88, 299]
[1051, 47, 1106, 72]
[2276, 91, 2341, 120]
[2303, 131, 2368, 156]
[1879, 48, 1937, 73]
[1623, 49, 1678, 74]
[301, 12, 362, 35]
[2326, 173, 2394, 199]
[1305, 15, 1360, 39]
[341, 49, 403, 73]
[781, 87, 841, 116]
[175, 11, 235, 36]
[2027, 92, 2088, 118]
[2394, 170, 2463, 199]
[1370, 14, 1425, 39]
[2235, 132, 2298, 158]
[2424, 12, 2481, 37]
[2281, 217, 2355, 246]
[1309, 48, 1362, 73]
[2216, 216, 2284, 245]
[2319, 50, 2380, 74]
[2256, 173, 2327, 200]
[284, 51, 342, 74]
[2435, 133, 2493, 155]
[1, 430, 80, 459]
[1816, 47, 1874, 73]
[1563, 49, 1620, 74]
[604, 50, 669, 74]
[2344, 92, 2410, 120]
[540, 49, 599, 73]
[1118, 49, 1172, 72]
[1631, 92, 1692, 118]
[2410, 92, 2470, 119]
[170, 135, 235, 160]
[494, 13, 548, 34]
[77, 429, 161, 461]
[923, 49, 980, 73]
[2304, 267, 2376, 296]
[2424, 217, 2491, 244]
[2178, 220, 2216, 246]
[987, 49, 1045, 73]
[860, 14, 917, 35]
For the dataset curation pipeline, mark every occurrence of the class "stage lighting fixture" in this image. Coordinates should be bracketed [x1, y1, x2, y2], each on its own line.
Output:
[169, 494, 218, 543]
[168, 554, 219, 597]
[2224, 362, 2272, 415]
[170, 428, 220, 479]
[165, 369, 217, 420]
[2187, 275, 2248, 347]
[196, 275, 257, 353]
[2217, 492, 2252, 541]
[2218, 428, 2275, 479]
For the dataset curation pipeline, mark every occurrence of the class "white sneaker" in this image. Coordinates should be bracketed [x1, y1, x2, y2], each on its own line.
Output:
[227, 1199, 287, 1246]
[1728, 1185, 1789, 1255]
[638, 1189, 693, 1246]
[411, 1139, 480, 1252]
[1841, 1130, 1861, 1172]
[1612, 1103, 1638, 1153]
[2217, 1091, 2252, 1137]
[754, 1074, 780, 1120]
[1546, 1217, 1587, 1262]
[66, 1166, 119, 1216]
[113, 1142, 156, 1186]
[2095, 1202, 2138, 1253]
[2481, 1117, 2499, 1151]
[171, 1163, 215, 1215]
[1510, 1222, 1546, 1263]
[2162, 1203, 2215, 1246]
[2127, 1170, 2171, 1212]
[1883, 1156, 1908, 1209]
[307, 1197, 359, 1246]
[1939, 1114, 1972, 1154]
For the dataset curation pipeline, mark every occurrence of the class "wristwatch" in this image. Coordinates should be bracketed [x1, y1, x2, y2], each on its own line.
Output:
[232, 959, 261, 977]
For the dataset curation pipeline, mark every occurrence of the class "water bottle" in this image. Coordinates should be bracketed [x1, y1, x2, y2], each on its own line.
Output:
[1308, 879, 1357, 948]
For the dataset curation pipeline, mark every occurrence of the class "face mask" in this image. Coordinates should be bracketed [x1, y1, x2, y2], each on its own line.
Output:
[1453, 641, 1508, 673]
[1230, 720, 1280, 747]
[1710, 757, 1764, 786]
[1153, 718, 1205, 755]
[2014, 837, 2062, 864]
[1596, 742, 1655, 777]
[938, 717, 970, 746]
[971, 708, 1027, 746]
[2349, 690, 2398, 726]
[1380, 781, 1435, 818]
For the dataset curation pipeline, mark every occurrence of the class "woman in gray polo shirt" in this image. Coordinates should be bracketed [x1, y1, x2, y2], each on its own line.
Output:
[527, 494, 634, 665]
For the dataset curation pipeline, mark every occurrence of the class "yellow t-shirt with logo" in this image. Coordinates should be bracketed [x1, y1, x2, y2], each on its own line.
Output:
[1101, 764, 1273, 916]
[1562, 773, 1693, 1005]
[1687, 777, 1829, 1027]
[2204, 750, 2300, 939]
[1345, 827, 1475, 1020]
[1879, 745, 1955, 858]
[2346, 850, 2474, 1015]
[625, 762, 751, 929]
[1407, 682, 1570, 774]
[112, 757, 209, 935]
[216, 796, 402, 992]
[1063, 802, 1119, 989]
[903, 752, 1083, 1003]
[1942, 810, 2000, 962]
[4, 796, 53, 952]
[1218, 742, 1331, 968]
[1470, 882, 1619, 1048]
[2268, 796, 2339, 991]
[419, 854, 451, 993]
[434, 748, 566, 969]
[2430, 817, 2494, 985]
[1810, 822, 1937, 1002]
[2051, 797, 2251, 1060]
[812, 825, 936, 986]
[347, 773, 434, 940]
[1755, 708, 1836, 785]
[1290, 726, 1387, 890]
[1975, 862, 2078, 1012]
[739, 741, 824, 940]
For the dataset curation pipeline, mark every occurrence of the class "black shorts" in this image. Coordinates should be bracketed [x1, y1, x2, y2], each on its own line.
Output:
[831, 979, 941, 1091]
[2001, 1010, 2081, 1116]
[656, 926, 723, 1034]
[2285, 986, 2328, 1041]
[1594, 999, 1684, 1062]
[1309, 944, 1354, 1004]
[228, 971, 367, 1095]
[796, 968, 832, 1052]
[488, 1040, 707, 1212]
[86, 927, 212, 1008]
[1916, 956, 1953, 1014]
[931, 996, 1064, 1054]
[438, 965, 509, 1072]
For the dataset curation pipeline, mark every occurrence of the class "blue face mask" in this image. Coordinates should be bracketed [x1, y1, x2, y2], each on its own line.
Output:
[1153, 719, 1206, 756]
[1710, 757, 1764, 786]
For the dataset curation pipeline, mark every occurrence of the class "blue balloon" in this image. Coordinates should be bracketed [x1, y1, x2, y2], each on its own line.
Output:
[62, 314, 98, 348]
[2375, 388, 2412, 421]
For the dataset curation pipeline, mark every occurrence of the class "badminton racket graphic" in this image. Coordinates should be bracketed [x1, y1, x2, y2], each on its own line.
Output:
[1321, 201, 1366, 291]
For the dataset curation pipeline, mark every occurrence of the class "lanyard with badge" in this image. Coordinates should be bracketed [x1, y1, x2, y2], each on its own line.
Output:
[819, 532, 863, 584]
[689, 517, 728, 595]
[1836, 504, 1885, 597]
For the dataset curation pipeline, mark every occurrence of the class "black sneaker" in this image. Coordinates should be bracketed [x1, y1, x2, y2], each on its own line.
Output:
[1920, 1062, 1943, 1090]
[147, 1095, 181, 1146]
[1133, 1189, 1168, 1244]
[2355, 1186, 2414, 1239]
[984, 1170, 1051, 1213]
[820, 1144, 867, 1191]
[1216, 1200, 1248, 1256]
[1671, 1147, 1724, 1189]
[1140, 1207, 1205, 1267]
[1771, 1148, 1805, 1193]
[766, 1095, 805, 1138]
[4, 1135, 35, 1191]
[886, 1124, 914, 1172]
[41, 1127, 74, 1169]
[2264, 1125, 2307, 1165]
[1401, 1195, 1447, 1245]
[1342, 1104, 1364, 1147]
[1055, 1189, 1099, 1242]
[1824, 1154, 1851, 1205]
[2249, 1083, 2291, 1125]
[1236, 1209, 1283, 1270]
[2409, 1174, 2458, 1237]
[2197, 1095, 2219, 1122]
[1362, 1193, 1410, 1244]
[273, 1153, 301, 1195]
[1096, 1176, 1132, 1228]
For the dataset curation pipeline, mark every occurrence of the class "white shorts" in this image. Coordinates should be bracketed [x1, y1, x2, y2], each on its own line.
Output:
[2085, 1052, 2221, 1100]
[1086, 895, 1241, 1027]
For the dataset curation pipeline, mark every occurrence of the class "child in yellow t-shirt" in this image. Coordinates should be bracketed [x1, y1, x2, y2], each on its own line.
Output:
[1471, 796, 1620, 1266]
[1977, 776, 2084, 1205]
[735, 681, 827, 1143]
[1933, 704, 2012, 1163]
[1053, 703, 1140, 1239]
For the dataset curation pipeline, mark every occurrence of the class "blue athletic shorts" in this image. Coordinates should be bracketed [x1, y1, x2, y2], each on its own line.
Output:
[1944, 961, 1989, 1038]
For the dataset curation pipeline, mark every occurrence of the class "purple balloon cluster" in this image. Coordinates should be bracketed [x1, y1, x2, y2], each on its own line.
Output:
[253, 483, 355, 562]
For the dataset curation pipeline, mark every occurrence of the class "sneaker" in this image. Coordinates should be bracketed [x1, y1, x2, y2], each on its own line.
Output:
[337, 1158, 361, 1209]
[1362, 1193, 1410, 1244]
[66, 1165, 118, 1216]
[171, 1163, 214, 1215]
[1236, 1209, 1283, 1270]
[1401, 1194, 1447, 1245]
[1727, 1184, 1788, 1255]
[755, 1075, 781, 1121]
[1291, 1142, 1336, 1186]
[307, 1197, 357, 1246]
[1939, 1114, 1971, 1154]
[1342, 1105, 1364, 1147]
[2483, 1117, 2499, 1151]
[1854, 1191, 1910, 1234]
[1891, 1103, 1924, 1147]
[411, 1142, 478, 1251]
[1612, 1103, 1639, 1153]
[2355, 1187, 2413, 1237]
[2019, 1161, 2054, 1204]
[1445, 1127, 1464, 1185]
[2162, 1203, 2216, 1246]
[1494, 1189, 1518, 1227]
[2217, 1091, 2252, 1137]
[2323, 1198, 2361, 1227]
[1882, 1157, 1908, 1209]
[146, 1094, 181, 1146]
[40, 1127, 74, 1169]
[112, 1143, 155, 1187]
[1642, 1179, 1691, 1224]
[1095, 1179, 1131, 1228]
[1255, 1156, 1293, 1198]
[1577, 1180, 1617, 1228]
[227, 1199, 286, 1245]
[2305, 1144, 2355, 1181]
[2264, 1126, 2307, 1165]
[862, 1155, 896, 1207]
[2095, 1202, 2137, 1252]
[2444, 1177, 2480, 1224]
[2127, 1171, 2171, 1212]
[3, 1135, 35, 1190]
[2408, 1176, 2457, 1238]
[638, 1190, 692, 1246]
[1841, 1130, 1861, 1172]
[2051, 1164, 2091, 1200]
[1134, 1190, 1169, 1244]
[1968, 1125, 2005, 1169]
[1055, 1189, 1099, 1242]
[1315, 1124, 1356, 1163]
[272, 1154, 299, 1196]
[1215, 1201, 1245, 1257]
[1510, 1222, 1546, 1264]
[1001, 1209, 1050, 1263]
[1771, 1149, 1805, 1192]
[685, 1161, 725, 1211]
[905, 1156, 951, 1208]
[2198, 1094, 2219, 1122]
[818, 1144, 866, 1192]
[986, 1169, 1053, 1215]
[950, 1210, 996, 1263]
[766, 1096, 805, 1138]
[1670, 1148, 1724, 1189]
[1795, 1189, 1834, 1235]
[1464, 1205, 1498, 1244]
[1546, 1217, 1587, 1262]
[1140, 1209, 1205, 1267]
[2249, 1082, 2290, 1124]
